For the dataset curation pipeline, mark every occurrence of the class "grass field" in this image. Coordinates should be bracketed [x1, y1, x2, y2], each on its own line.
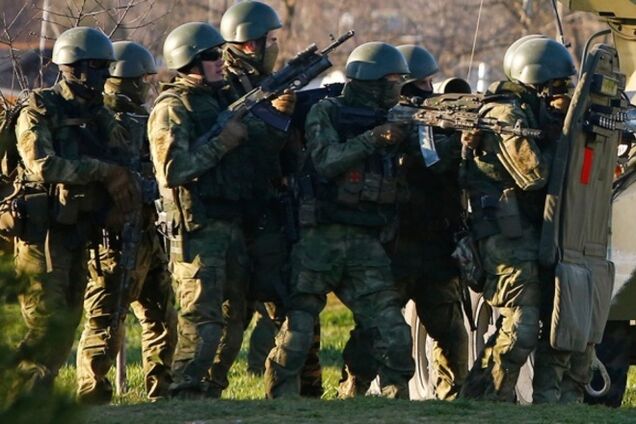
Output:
[3, 297, 636, 423]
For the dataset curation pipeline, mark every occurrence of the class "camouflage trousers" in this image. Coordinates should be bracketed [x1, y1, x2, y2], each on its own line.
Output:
[265, 224, 414, 399]
[247, 301, 323, 397]
[169, 218, 248, 397]
[209, 224, 322, 397]
[340, 235, 468, 400]
[12, 225, 91, 398]
[76, 218, 176, 403]
[460, 227, 542, 402]
[339, 276, 468, 400]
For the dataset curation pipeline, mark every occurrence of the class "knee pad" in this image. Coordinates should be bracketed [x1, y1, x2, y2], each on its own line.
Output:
[275, 311, 315, 353]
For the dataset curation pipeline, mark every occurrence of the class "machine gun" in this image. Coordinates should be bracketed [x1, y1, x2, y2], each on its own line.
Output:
[192, 31, 355, 148]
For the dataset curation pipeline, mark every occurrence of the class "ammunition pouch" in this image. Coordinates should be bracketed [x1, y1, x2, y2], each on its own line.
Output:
[335, 155, 399, 207]
[297, 173, 318, 227]
[155, 197, 188, 263]
[52, 183, 107, 225]
[22, 191, 50, 243]
[470, 188, 524, 240]
[495, 188, 523, 238]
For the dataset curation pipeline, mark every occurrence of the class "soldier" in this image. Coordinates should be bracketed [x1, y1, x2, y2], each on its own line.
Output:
[76, 41, 176, 404]
[458, 37, 576, 402]
[148, 21, 272, 398]
[215, 0, 322, 398]
[339, 45, 469, 400]
[11, 27, 139, 399]
[264, 42, 415, 399]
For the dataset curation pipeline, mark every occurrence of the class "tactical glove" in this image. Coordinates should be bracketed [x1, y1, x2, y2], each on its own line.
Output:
[461, 130, 481, 149]
[104, 165, 141, 214]
[271, 89, 296, 115]
[371, 122, 407, 146]
[217, 113, 248, 151]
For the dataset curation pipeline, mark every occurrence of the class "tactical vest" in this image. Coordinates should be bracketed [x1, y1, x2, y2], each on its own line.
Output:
[466, 88, 557, 239]
[23, 85, 113, 220]
[154, 84, 255, 230]
[300, 97, 405, 228]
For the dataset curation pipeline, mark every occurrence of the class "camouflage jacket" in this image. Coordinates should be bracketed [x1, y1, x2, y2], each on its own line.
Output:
[223, 50, 293, 229]
[15, 79, 127, 187]
[103, 81, 149, 172]
[465, 86, 557, 229]
[304, 82, 406, 227]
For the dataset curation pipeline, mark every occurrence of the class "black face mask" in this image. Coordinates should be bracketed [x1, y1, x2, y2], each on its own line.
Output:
[64, 60, 110, 98]
[401, 82, 434, 100]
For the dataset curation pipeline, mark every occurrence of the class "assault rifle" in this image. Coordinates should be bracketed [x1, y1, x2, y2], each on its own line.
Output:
[192, 30, 355, 148]
[388, 93, 544, 138]
[338, 93, 544, 167]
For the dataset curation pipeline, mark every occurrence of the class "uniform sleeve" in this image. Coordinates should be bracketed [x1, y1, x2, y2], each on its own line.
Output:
[15, 98, 113, 184]
[488, 103, 551, 191]
[305, 101, 378, 180]
[148, 97, 232, 188]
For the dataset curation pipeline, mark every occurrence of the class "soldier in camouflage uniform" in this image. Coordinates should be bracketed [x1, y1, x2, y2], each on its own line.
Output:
[76, 41, 176, 404]
[215, 0, 322, 398]
[339, 45, 469, 400]
[148, 21, 288, 398]
[459, 37, 576, 402]
[12, 27, 139, 399]
[264, 42, 415, 399]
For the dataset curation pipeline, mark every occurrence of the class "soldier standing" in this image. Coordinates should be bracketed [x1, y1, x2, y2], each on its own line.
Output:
[215, 0, 322, 398]
[76, 41, 176, 404]
[11, 27, 139, 399]
[459, 37, 576, 402]
[339, 44, 469, 400]
[148, 22, 254, 398]
[264, 42, 415, 399]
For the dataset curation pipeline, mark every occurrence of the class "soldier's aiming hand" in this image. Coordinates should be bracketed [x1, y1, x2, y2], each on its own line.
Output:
[271, 89, 296, 115]
[217, 113, 248, 151]
[104, 165, 141, 214]
[371, 122, 408, 146]
[461, 130, 481, 149]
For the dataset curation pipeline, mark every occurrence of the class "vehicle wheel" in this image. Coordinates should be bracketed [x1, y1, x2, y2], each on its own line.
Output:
[404, 300, 435, 400]
[585, 320, 632, 407]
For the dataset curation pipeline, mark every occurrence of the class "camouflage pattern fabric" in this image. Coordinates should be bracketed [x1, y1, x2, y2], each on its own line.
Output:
[247, 302, 323, 397]
[11, 80, 127, 397]
[340, 128, 468, 400]
[148, 75, 250, 397]
[460, 95, 551, 402]
[205, 47, 313, 397]
[76, 84, 176, 403]
[264, 225, 413, 399]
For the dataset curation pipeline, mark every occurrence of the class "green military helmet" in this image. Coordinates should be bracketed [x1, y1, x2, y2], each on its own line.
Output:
[52, 26, 114, 65]
[220, 1, 282, 43]
[508, 37, 576, 85]
[163, 22, 225, 70]
[109, 41, 157, 78]
[345, 42, 410, 80]
[502, 34, 547, 80]
[396, 44, 439, 83]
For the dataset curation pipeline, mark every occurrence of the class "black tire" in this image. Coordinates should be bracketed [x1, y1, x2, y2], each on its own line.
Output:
[584, 321, 632, 407]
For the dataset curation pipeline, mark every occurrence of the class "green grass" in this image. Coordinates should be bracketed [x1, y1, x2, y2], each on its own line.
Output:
[4, 297, 636, 423]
